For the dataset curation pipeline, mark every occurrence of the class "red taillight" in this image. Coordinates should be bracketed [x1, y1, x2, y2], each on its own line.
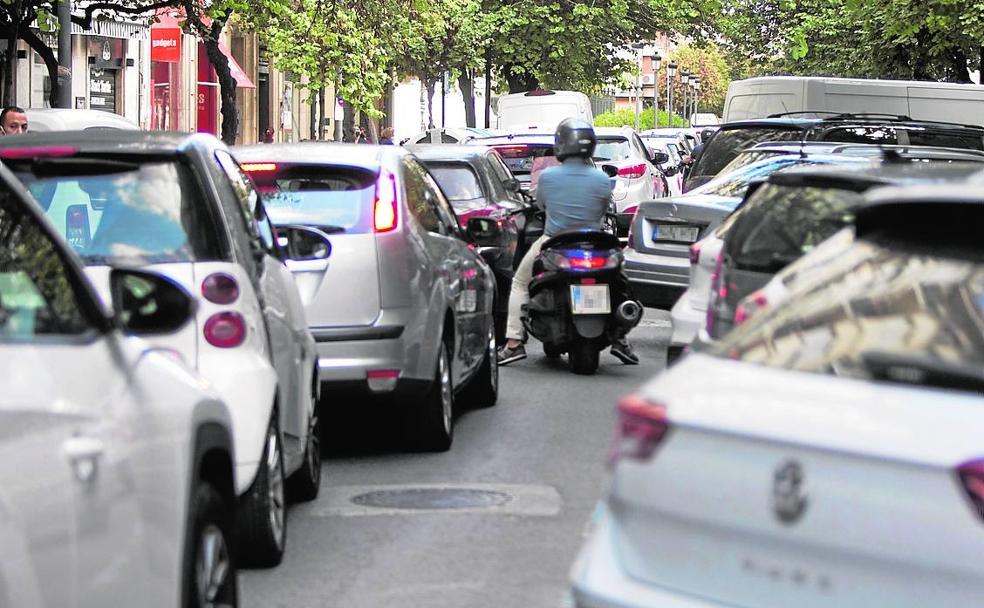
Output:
[734, 290, 768, 326]
[203, 312, 246, 348]
[374, 169, 398, 233]
[957, 460, 984, 521]
[493, 145, 530, 159]
[240, 162, 278, 173]
[705, 251, 726, 334]
[570, 256, 608, 269]
[689, 241, 702, 264]
[609, 394, 671, 466]
[0, 146, 78, 159]
[201, 273, 239, 305]
[617, 163, 647, 179]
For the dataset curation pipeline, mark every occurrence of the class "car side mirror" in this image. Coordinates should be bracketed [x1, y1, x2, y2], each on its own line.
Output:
[280, 225, 333, 261]
[650, 151, 670, 165]
[664, 165, 679, 177]
[503, 177, 521, 193]
[467, 216, 501, 241]
[600, 164, 618, 178]
[110, 268, 196, 336]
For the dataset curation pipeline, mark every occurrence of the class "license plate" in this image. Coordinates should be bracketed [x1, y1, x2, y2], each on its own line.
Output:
[570, 285, 611, 314]
[653, 224, 699, 243]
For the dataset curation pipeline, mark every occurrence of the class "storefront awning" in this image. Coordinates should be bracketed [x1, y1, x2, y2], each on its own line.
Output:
[218, 41, 255, 89]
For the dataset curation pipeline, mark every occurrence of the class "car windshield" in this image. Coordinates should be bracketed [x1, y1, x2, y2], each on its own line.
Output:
[14, 160, 221, 265]
[716, 150, 790, 175]
[690, 156, 810, 198]
[425, 163, 486, 209]
[594, 137, 632, 162]
[247, 164, 376, 233]
[691, 126, 804, 181]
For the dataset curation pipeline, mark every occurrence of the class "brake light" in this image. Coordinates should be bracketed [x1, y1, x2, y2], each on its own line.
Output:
[203, 312, 246, 348]
[609, 394, 671, 466]
[493, 145, 530, 159]
[617, 163, 647, 179]
[734, 290, 768, 326]
[65, 205, 91, 249]
[957, 460, 984, 521]
[240, 162, 277, 172]
[0, 146, 78, 159]
[374, 168, 398, 232]
[201, 273, 239, 305]
[705, 251, 725, 335]
[689, 241, 702, 264]
[570, 256, 608, 270]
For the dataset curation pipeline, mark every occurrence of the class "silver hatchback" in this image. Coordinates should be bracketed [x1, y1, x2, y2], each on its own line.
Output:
[235, 144, 499, 451]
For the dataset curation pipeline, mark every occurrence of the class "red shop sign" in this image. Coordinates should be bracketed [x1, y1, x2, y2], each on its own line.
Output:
[151, 27, 181, 63]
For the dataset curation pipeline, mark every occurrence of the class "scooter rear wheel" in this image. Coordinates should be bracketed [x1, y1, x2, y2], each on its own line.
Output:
[543, 343, 564, 359]
[569, 339, 599, 375]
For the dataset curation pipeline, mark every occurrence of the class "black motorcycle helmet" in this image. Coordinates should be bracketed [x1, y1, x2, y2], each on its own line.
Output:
[554, 118, 597, 161]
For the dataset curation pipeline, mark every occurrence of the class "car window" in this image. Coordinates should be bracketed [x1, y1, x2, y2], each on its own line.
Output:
[420, 169, 461, 233]
[728, 184, 865, 271]
[595, 137, 632, 161]
[440, 133, 458, 143]
[820, 126, 898, 145]
[246, 164, 375, 234]
[402, 160, 442, 233]
[0, 189, 91, 339]
[424, 163, 484, 206]
[215, 151, 276, 253]
[716, 150, 790, 176]
[690, 156, 808, 198]
[490, 144, 554, 176]
[710, 240, 984, 393]
[903, 129, 984, 151]
[14, 159, 222, 265]
[691, 127, 803, 181]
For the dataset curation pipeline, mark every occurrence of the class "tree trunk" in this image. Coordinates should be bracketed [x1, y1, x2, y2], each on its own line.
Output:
[949, 47, 972, 83]
[458, 70, 476, 128]
[342, 99, 354, 141]
[425, 78, 436, 129]
[503, 66, 538, 94]
[203, 37, 238, 144]
[309, 90, 317, 140]
[21, 29, 59, 108]
[318, 85, 326, 140]
[419, 81, 428, 131]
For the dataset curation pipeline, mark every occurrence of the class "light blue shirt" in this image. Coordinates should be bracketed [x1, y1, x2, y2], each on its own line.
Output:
[535, 159, 611, 237]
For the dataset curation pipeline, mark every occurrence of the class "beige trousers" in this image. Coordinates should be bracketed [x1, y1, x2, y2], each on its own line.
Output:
[505, 235, 550, 341]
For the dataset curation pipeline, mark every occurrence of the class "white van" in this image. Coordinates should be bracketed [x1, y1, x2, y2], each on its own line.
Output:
[724, 76, 984, 126]
[495, 90, 593, 132]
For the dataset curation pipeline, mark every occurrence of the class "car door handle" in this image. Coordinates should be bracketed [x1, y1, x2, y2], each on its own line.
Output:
[63, 436, 104, 484]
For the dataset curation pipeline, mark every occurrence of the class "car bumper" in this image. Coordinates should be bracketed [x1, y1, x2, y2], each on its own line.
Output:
[669, 289, 704, 348]
[570, 503, 726, 608]
[624, 248, 688, 309]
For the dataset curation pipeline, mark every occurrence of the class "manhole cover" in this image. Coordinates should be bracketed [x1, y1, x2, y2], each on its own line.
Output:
[351, 488, 512, 510]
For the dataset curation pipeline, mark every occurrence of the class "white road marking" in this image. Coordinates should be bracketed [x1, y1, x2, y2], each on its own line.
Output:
[304, 483, 563, 517]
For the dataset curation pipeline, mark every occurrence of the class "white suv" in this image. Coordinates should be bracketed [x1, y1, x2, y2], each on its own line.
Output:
[0, 164, 237, 607]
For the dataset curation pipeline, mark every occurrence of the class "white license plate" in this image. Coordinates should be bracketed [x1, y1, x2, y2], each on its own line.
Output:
[654, 224, 699, 243]
[570, 285, 611, 314]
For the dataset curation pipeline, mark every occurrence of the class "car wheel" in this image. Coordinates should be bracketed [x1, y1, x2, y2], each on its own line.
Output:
[288, 380, 322, 502]
[569, 339, 599, 375]
[237, 415, 286, 568]
[460, 326, 498, 408]
[543, 343, 564, 359]
[188, 482, 238, 608]
[415, 341, 454, 452]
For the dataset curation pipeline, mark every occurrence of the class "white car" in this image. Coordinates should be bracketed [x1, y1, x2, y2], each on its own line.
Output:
[0, 166, 238, 607]
[25, 108, 140, 131]
[594, 127, 670, 236]
[667, 229, 725, 357]
[571, 185, 984, 607]
[0, 131, 326, 567]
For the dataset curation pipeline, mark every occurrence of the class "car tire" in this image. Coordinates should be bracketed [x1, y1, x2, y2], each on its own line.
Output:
[414, 341, 454, 452]
[460, 326, 498, 408]
[237, 415, 286, 568]
[667, 345, 686, 366]
[543, 343, 564, 359]
[288, 382, 321, 502]
[187, 482, 238, 608]
[569, 339, 599, 375]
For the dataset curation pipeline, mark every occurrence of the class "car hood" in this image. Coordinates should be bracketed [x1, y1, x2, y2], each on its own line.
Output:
[635, 193, 742, 217]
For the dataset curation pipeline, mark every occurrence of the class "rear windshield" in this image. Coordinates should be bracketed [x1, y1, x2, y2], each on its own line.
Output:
[716, 150, 790, 175]
[248, 165, 376, 233]
[690, 156, 810, 198]
[594, 137, 632, 162]
[491, 144, 554, 177]
[727, 184, 864, 271]
[709, 240, 984, 393]
[14, 159, 221, 265]
[905, 129, 984, 150]
[425, 163, 485, 209]
[691, 127, 803, 180]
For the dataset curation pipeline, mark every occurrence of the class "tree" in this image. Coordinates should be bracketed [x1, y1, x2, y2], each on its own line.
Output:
[660, 44, 730, 115]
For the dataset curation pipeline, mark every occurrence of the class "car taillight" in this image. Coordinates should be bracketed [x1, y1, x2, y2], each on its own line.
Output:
[705, 251, 725, 335]
[617, 163, 647, 179]
[374, 168, 398, 232]
[734, 290, 768, 326]
[201, 273, 239, 305]
[609, 394, 671, 466]
[689, 241, 702, 264]
[240, 162, 278, 173]
[493, 145, 530, 159]
[0, 146, 78, 159]
[957, 459, 984, 521]
[203, 312, 246, 348]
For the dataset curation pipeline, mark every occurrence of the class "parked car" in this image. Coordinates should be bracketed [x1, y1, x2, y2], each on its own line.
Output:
[402, 127, 498, 145]
[571, 184, 984, 608]
[0, 163, 237, 607]
[594, 127, 670, 235]
[408, 144, 534, 340]
[639, 128, 695, 154]
[642, 138, 684, 196]
[495, 89, 593, 132]
[25, 108, 140, 131]
[703, 160, 984, 342]
[624, 152, 871, 308]
[0, 131, 323, 567]
[234, 143, 499, 451]
[683, 115, 984, 191]
[690, 112, 721, 128]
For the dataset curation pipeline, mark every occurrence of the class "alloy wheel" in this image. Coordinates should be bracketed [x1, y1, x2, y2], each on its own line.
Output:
[488, 329, 498, 393]
[266, 427, 285, 549]
[439, 347, 452, 435]
[196, 524, 231, 608]
[307, 404, 321, 488]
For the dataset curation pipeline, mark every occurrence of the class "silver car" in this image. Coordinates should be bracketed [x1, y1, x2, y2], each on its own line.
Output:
[594, 127, 670, 235]
[235, 143, 499, 451]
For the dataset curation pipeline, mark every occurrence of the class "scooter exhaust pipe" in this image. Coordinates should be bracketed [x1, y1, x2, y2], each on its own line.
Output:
[615, 300, 643, 328]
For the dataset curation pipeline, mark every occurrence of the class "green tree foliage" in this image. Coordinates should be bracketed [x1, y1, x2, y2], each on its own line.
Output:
[660, 44, 730, 113]
[594, 107, 688, 129]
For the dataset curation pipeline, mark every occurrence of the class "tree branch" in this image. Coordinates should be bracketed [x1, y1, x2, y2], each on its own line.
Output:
[69, 0, 179, 30]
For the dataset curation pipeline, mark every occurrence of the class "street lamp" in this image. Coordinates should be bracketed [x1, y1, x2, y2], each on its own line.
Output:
[667, 62, 677, 127]
[681, 72, 690, 123]
[652, 51, 661, 127]
[691, 78, 700, 118]
[630, 42, 645, 131]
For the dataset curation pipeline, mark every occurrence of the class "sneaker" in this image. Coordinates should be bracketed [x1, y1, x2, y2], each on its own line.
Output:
[610, 339, 639, 365]
[497, 344, 527, 366]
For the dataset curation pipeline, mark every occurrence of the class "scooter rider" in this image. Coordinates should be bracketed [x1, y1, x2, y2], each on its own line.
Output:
[497, 118, 639, 366]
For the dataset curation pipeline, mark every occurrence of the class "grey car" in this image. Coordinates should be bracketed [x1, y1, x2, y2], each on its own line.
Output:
[234, 143, 499, 451]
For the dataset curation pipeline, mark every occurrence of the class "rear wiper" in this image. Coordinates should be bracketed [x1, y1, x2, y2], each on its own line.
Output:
[859, 351, 984, 393]
[316, 225, 346, 234]
[29, 158, 139, 177]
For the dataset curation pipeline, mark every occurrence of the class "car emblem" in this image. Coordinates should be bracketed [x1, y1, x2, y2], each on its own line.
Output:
[772, 460, 808, 524]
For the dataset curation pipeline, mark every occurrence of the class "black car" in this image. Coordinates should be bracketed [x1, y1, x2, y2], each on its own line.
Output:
[704, 161, 984, 340]
[684, 114, 984, 191]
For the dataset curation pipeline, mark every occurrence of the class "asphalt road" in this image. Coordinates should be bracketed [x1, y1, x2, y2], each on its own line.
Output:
[242, 310, 673, 608]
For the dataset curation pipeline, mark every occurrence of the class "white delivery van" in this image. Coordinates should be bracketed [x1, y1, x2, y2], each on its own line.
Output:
[724, 76, 984, 126]
[495, 90, 593, 132]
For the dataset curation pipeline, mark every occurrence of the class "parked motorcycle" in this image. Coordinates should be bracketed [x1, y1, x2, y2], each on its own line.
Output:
[523, 230, 643, 375]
